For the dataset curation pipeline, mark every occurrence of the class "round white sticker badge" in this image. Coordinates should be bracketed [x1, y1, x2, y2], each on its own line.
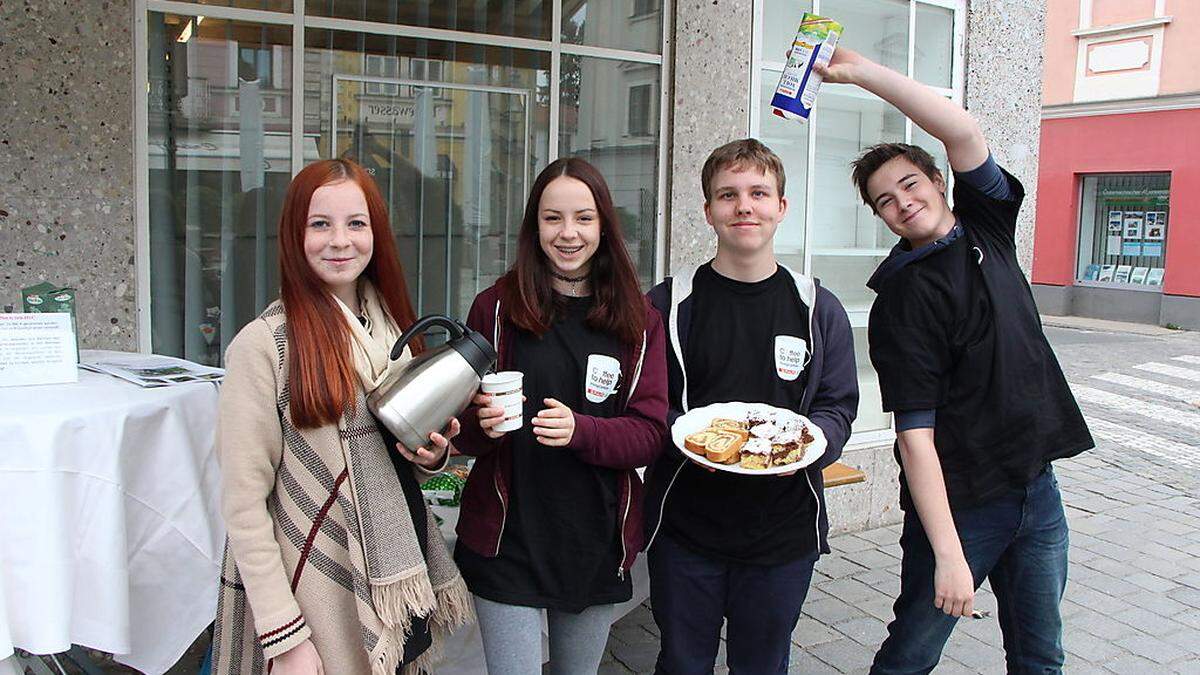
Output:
[774, 335, 808, 381]
[585, 354, 622, 403]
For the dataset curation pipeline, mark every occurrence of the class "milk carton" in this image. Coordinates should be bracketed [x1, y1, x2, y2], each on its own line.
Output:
[770, 13, 843, 122]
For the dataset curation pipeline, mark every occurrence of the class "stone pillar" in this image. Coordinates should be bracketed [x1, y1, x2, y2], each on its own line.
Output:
[665, 0, 756, 274]
[0, 0, 137, 350]
[964, 0, 1047, 274]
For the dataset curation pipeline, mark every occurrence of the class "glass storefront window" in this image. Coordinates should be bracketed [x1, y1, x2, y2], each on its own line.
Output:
[304, 29, 550, 323]
[177, 0, 293, 11]
[756, 76, 810, 270]
[144, 3, 664, 364]
[306, 0, 552, 41]
[822, 0, 910, 75]
[147, 13, 293, 366]
[756, 0, 963, 438]
[1077, 174, 1170, 288]
[915, 2, 954, 88]
[812, 90, 905, 435]
[559, 55, 661, 289]
[562, 0, 664, 54]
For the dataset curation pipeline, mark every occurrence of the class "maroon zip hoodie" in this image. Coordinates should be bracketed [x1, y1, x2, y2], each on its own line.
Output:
[454, 282, 669, 573]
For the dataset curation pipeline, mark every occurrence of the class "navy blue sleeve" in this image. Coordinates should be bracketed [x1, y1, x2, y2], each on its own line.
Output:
[808, 286, 860, 471]
[954, 153, 1012, 201]
[895, 408, 936, 432]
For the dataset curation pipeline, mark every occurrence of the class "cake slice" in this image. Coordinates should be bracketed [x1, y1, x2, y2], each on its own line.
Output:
[705, 430, 746, 464]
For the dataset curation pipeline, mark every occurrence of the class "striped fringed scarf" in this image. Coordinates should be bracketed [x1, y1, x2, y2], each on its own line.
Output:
[213, 303, 474, 675]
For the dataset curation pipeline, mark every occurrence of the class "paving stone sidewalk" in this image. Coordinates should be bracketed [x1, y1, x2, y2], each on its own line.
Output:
[601, 326, 1200, 674]
[600, 451, 1200, 674]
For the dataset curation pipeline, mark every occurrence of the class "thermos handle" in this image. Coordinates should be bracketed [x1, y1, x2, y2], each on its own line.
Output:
[390, 315, 465, 360]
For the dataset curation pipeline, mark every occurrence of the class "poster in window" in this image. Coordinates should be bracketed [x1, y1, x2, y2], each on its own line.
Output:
[1122, 242, 1142, 257]
[1083, 264, 1100, 281]
[1142, 242, 1163, 257]
[1114, 265, 1133, 283]
[1107, 235, 1123, 253]
[1131, 267, 1150, 284]
[1146, 268, 1165, 286]
[1098, 265, 1115, 281]
[1107, 210, 1123, 233]
[1144, 212, 1165, 240]
[1123, 212, 1144, 240]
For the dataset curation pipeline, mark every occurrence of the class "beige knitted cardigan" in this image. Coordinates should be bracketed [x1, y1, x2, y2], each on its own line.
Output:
[212, 302, 473, 674]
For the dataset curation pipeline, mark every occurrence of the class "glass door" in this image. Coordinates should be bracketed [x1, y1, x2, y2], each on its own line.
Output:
[330, 76, 530, 320]
[305, 29, 549, 330]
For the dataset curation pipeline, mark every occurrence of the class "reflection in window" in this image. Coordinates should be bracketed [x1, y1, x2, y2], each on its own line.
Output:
[628, 84, 652, 137]
[633, 0, 660, 17]
[1077, 174, 1170, 287]
[562, 0, 663, 54]
[305, 28, 550, 320]
[147, 14, 293, 365]
[306, 0, 552, 41]
[560, 55, 660, 290]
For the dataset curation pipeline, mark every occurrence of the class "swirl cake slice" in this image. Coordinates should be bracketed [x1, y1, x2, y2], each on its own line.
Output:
[705, 430, 747, 464]
[684, 429, 722, 455]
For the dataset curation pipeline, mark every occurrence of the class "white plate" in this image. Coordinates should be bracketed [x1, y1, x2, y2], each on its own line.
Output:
[671, 402, 827, 475]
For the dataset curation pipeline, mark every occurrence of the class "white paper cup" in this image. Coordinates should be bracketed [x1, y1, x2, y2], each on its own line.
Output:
[490, 391, 523, 409]
[482, 371, 523, 432]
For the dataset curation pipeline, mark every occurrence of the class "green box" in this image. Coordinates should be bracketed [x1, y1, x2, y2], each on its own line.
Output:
[21, 282, 79, 358]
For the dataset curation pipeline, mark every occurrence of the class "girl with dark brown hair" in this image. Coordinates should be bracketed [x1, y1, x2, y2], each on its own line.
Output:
[453, 157, 669, 673]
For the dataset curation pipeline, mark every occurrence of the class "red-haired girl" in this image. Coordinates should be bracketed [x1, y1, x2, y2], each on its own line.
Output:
[453, 157, 668, 673]
[213, 159, 472, 675]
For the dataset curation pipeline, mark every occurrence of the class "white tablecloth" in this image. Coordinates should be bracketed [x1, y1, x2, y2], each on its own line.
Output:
[0, 352, 225, 674]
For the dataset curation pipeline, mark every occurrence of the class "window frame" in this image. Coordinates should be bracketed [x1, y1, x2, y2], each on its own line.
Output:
[1073, 171, 1170, 292]
[133, 0, 674, 353]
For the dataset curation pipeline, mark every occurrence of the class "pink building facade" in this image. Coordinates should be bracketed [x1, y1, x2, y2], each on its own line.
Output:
[1032, 0, 1200, 328]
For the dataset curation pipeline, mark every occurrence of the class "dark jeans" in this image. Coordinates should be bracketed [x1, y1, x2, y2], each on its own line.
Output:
[648, 533, 818, 675]
[872, 466, 1070, 675]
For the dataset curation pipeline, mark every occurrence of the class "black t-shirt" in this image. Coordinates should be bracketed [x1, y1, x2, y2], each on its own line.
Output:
[662, 263, 817, 565]
[455, 295, 632, 612]
[868, 169, 1094, 510]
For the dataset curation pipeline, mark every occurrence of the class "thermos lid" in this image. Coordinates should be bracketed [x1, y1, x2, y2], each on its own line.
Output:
[454, 328, 498, 378]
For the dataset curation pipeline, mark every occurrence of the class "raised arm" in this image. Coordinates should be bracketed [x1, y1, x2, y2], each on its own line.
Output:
[817, 47, 988, 172]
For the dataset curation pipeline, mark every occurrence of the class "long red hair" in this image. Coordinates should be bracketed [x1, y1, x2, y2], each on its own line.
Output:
[278, 159, 421, 428]
[501, 157, 645, 347]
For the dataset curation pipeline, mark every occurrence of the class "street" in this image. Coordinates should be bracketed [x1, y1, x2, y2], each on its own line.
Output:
[601, 321, 1200, 674]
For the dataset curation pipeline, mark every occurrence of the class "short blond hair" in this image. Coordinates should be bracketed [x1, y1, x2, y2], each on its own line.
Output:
[701, 138, 786, 203]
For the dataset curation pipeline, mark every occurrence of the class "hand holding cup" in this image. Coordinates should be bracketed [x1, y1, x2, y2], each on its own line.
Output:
[478, 371, 524, 439]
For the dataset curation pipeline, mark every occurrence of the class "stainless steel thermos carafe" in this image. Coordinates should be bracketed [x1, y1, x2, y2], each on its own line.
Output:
[367, 315, 497, 451]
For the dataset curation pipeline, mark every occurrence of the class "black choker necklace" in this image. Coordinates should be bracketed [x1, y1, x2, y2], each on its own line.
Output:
[549, 270, 588, 283]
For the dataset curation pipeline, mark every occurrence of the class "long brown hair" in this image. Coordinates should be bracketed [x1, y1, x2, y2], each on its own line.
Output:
[278, 159, 421, 428]
[500, 157, 645, 347]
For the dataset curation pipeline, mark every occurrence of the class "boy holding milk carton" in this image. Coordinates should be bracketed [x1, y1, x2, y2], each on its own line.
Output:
[822, 44, 1093, 673]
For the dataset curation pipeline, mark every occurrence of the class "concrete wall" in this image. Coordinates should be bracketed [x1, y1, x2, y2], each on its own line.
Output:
[1033, 283, 1200, 330]
[1033, 109, 1200, 299]
[665, 0, 754, 273]
[0, 0, 138, 350]
[964, 0, 1046, 275]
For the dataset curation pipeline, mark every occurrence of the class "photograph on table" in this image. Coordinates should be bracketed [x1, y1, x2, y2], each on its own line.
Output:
[1146, 268, 1166, 286]
[1114, 265, 1133, 283]
[1131, 267, 1150, 284]
[1098, 265, 1116, 282]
